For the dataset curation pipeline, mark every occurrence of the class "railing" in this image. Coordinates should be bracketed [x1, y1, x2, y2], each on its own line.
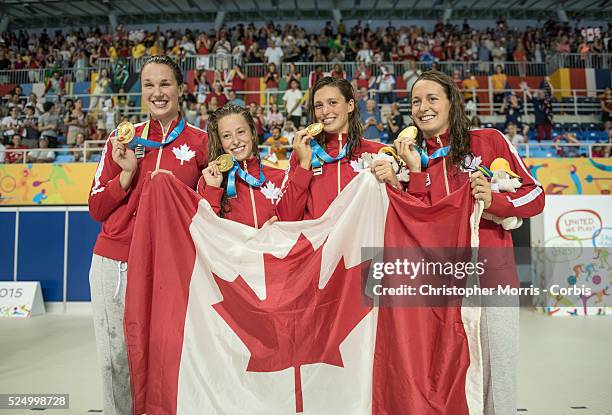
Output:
[1, 140, 105, 164]
[549, 53, 612, 69]
[1, 53, 610, 87]
[44, 87, 604, 117]
[0, 87, 596, 131]
[95, 55, 606, 79]
[514, 143, 611, 159]
[0, 89, 299, 118]
[274, 61, 551, 79]
[97, 54, 235, 75]
[0, 67, 98, 85]
[20, 91, 145, 116]
[462, 88, 604, 117]
[2, 142, 609, 165]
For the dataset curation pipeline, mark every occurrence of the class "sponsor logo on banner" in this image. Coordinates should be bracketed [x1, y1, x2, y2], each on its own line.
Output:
[556, 209, 603, 241]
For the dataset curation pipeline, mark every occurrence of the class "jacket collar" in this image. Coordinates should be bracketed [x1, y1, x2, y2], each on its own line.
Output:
[240, 155, 261, 176]
[323, 131, 347, 149]
[148, 113, 182, 140]
[424, 130, 450, 154]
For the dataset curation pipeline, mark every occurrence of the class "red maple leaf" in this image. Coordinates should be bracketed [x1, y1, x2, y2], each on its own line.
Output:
[212, 234, 373, 413]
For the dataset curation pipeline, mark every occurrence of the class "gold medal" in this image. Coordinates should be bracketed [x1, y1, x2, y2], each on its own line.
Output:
[116, 121, 135, 144]
[306, 122, 324, 136]
[398, 125, 418, 140]
[216, 154, 235, 172]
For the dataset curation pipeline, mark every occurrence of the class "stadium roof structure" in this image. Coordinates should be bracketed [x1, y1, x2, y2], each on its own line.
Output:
[0, 0, 610, 29]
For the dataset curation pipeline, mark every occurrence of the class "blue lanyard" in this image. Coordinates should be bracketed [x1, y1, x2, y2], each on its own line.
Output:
[127, 118, 185, 149]
[310, 139, 348, 168]
[420, 146, 449, 168]
[226, 159, 266, 198]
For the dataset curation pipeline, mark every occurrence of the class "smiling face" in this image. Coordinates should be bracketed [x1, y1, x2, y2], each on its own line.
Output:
[313, 85, 354, 134]
[141, 63, 183, 126]
[411, 79, 451, 138]
[218, 113, 255, 162]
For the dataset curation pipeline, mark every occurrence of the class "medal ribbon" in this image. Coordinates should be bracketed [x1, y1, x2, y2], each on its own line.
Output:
[226, 159, 266, 198]
[127, 118, 185, 149]
[420, 146, 449, 168]
[310, 138, 348, 168]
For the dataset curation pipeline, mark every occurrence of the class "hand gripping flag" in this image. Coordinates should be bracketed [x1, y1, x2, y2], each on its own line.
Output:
[125, 172, 484, 415]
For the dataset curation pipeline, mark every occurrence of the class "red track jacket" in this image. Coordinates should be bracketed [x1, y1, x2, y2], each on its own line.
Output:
[197, 157, 311, 228]
[88, 116, 208, 261]
[279, 132, 385, 220]
[406, 128, 545, 286]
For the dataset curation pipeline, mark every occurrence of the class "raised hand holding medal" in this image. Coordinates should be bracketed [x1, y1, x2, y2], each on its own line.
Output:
[116, 121, 136, 144]
[202, 159, 224, 188]
[216, 154, 235, 172]
[393, 125, 421, 172]
[111, 122, 138, 174]
[201, 154, 234, 189]
[306, 122, 323, 137]
[292, 123, 321, 170]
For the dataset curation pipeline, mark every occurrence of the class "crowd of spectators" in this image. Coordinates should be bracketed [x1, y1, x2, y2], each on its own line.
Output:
[1, 76, 610, 163]
[0, 83, 138, 163]
[0, 19, 610, 163]
[0, 19, 609, 74]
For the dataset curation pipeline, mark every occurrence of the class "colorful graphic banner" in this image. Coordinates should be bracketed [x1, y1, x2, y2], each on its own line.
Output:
[0, 163, 96, 206]
[531, 195, 612, 316]
[527, 158, 612, 196]
[0, 158, 610, 206]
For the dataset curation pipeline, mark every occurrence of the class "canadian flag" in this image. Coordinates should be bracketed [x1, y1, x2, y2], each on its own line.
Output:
[125, 172, 484, 415]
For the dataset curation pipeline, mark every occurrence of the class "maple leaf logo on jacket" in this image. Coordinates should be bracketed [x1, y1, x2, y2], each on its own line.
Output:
[172, 144, 196, 165]
[212, 235, 372, 413]
[260, 181, 282, 202]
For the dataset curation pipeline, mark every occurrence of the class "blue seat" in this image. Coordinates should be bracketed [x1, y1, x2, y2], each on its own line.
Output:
[587, 123, 603, 131]
[576, 131, 587, 140]
[90, 154, 102, 162]
[590, 131, 608, 142]
[529, 147, 550, 158]
[561, 123, 574, 130]
[56, 144, 71, 155]
[54, 154, 75, 163]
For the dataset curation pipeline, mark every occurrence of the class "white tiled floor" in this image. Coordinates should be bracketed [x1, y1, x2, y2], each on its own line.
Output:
[517, 310, 612, 415]
[0, 309, 610, 414]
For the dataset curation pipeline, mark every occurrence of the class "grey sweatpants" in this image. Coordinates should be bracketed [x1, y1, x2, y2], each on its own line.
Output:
[89, 254, 133, 415]
[481, 305, 519, 415]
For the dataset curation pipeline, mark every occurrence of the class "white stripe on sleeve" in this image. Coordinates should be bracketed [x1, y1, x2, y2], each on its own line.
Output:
[90, 131, 116, 196]
[507, 186, 543, 207]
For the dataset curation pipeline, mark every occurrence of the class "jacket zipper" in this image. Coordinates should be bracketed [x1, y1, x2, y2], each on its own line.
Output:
[245, 160, 259, 228]
[437, 135, 450, 196]
[337, 133, 342, 195]
[155, 119, 169, 170]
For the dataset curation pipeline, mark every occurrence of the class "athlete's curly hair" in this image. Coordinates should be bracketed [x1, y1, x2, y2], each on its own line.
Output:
[207, 104, 260, 217]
